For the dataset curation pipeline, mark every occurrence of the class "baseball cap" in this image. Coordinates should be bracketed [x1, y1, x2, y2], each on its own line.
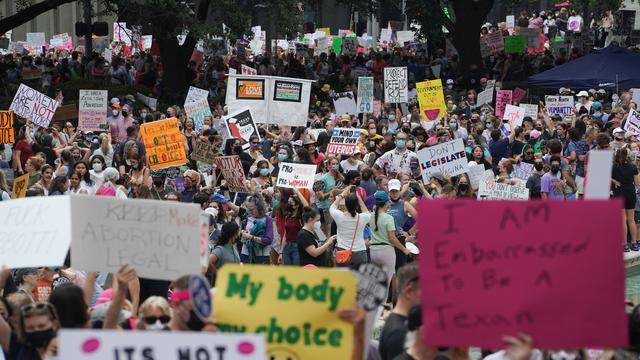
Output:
[430, 171, 445, 182]
[613, 128, 625, 135]
[374, 191, 390, 203]
[529, 129, 542, 140]
[625, 131, 636, 140]
[577, 90, 589, 97]
[446, 79, 454, 85]
[13, 268, 38, 284]
[389, 179, 402, 191]
[592, 101, 602, 110]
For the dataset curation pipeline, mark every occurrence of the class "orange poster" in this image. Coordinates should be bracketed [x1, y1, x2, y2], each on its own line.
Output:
[140, 118, 187, 170]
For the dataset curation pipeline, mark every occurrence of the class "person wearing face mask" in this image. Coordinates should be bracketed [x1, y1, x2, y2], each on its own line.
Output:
[541, 155, 566, 200]
[386, 179, 418, 273]
[127, 153, 152, 189]
[2, 301, 60, 360]
[275, 188, 309, 266]
[208, 222, 242, 278]
[340, 150, 365, 173]
[387, 113, 399, 132]
[107, 104, 125, 143]
[373, 132, 419, 177]
[137, 296, 171, 331]
[526, 159, 546, 198]
[167, 275, 215, 332]
[89, 155, 107, 188]
[251, 160, 272, 191]
[297, 207, 336, 267]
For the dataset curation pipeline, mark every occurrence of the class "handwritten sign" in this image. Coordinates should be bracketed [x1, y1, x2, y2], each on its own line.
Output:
[396, 30, 415, 45]
[140, 118, 187, 170]
[26, 32, 45, 48]
[484, 32, 504, 55]
[417, 200, 625, 348]
[342, 37, 358, 56]
[517, 27, 541, 48]
[467, 163, 487, 189]
[417, 79, 447, 121]
[357, 77, 374, 114]
[506, 15, 515, 29]
[417, 139, 468, 181]
[584, 150, 614, 200]
[495, 90, 513, 118]
[59, 329, 266, 360]
[512, 87, 527, 103]
[503, 104, 525, 127]
[478, 180, 529, 200]
[276, 163, 317, 189]
[568, 16, 582, 31]
[384, 67, 408, 103]
[78, 90, 108, 132]
[505, 35, 527, 53]
[71, 196, 201, 281]
[520, 103, 538, 119]
[327, 128, 361, 155]
[214, 265, 356, 360]
[477, 88, 493, 107]
[0, 197, 71, 268]
[12, 173, 28, 199]
[545, 95, 574, 115]
[185, 86, 208, 104]
[184, 98, 212, 131]
[224, 107, 260, 150]
[331, 92, 357, 116]
[9, 84, 59, 128]
[215, 155, 249, 193]
[0, 111, 14, 144]
[624, 108, 640, 135]
[191, 140, 217, 164]
[512, 162, 535, 181]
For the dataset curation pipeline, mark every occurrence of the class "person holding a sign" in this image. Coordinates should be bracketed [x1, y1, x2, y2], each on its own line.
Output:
[297, 207, 336, 267]
[275, 188, 310, 266]
[331, 186, 371, 268]
[226, 194, 274, 264]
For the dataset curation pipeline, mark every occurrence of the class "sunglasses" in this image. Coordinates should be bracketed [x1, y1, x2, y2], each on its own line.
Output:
[525, 152, 534, 155]
[21, 303, 56, 318]
[143, 315, 170, 324]
[252, 142, 259, 145]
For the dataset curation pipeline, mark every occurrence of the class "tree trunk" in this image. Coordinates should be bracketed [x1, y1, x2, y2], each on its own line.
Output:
[451, 0, 495, 74]
[0, 0, 77, 35]
[158, 34, 197, 102]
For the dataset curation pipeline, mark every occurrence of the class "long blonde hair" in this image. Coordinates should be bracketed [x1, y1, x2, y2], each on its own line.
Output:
[99, 133, 111, 155]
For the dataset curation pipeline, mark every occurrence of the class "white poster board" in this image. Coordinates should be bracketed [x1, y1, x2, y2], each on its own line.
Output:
[624, 108, 640, 135]
[0, 197, 71, 268]
[357, 77, 374, 114]
[520, 103, 538, 119]
[276, 163, 317, 189]
[59, 330, 266, 360]
[9, 84, 59, 127]
[467, 163, 487, 189]
[184, 98, 212, 131]
[477, 88, 493, 106]
[416, 139, 469, 182]
[70, 196, 201, 281]
[79, 90, 108, 132]
[185, 86, 209, 104]
[331, 91, 357, 116]
[396, 30, 415, 45]
[584, 150, 614, 200]
[478, 180, 530, 200]
[113, 22, 132, 45]
[384, 67, 408, 103]
[545, 95, 574, 115]
[26, 32, 45, 48]
[503, 104, 525, 126]
[141, 35, 153, 50]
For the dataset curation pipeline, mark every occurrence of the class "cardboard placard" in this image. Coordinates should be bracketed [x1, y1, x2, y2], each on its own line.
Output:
[417, 79, 447, 121]
[215, 155, 249, 193]
[545, 95, 574, 115]
[276, 163, 317, 189]
[11, 173, 28, 199]
[78, 90, 108, 132]
[384, 67, 408, 103]
[327, 128, 361, 155]
[495, 90, 513, 118]
[356, 77, 374, 114]
[185, 86, 209, 104]
[224, 107, 260, 150]
[478, 180, 529, 200]
[9, 84, 59, 128]
[511, 162, 535, 181]
[184, 98, 213, 131]
[477, 88, 493, 107]
[520, 103, 538, 119]
[584, 150, 614, 200]
[0, 111, 15, 144]
[417, 139, 469, 181]
[512, 87, 527, 103]
[624, 108, 640, 135]
[331, 91, 357, 116]
[191, 140, 217, 164]
[503, 104, 525, 127]
[140, 118, 187, 170]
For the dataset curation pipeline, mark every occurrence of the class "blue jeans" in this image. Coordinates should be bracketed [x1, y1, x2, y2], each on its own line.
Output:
[283, 242, 300, 266]
[240, 254, 270, 264]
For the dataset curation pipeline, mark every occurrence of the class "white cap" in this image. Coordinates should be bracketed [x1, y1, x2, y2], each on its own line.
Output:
[389, 179, 402, 191]
[613, 127, 624, 135]
[577, 90, 589, 97]
[110, 97, 120, 104]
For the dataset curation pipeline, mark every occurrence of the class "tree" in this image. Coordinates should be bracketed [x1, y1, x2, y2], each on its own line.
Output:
[0, 0, 78, 35]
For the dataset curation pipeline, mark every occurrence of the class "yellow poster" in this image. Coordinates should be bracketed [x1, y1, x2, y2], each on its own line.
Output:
[140, 118, 187, 170]
[213, 265, 357, 360]
[317, 27, 331, 36]
[12, 173, 28, 199]
[417, 79, 447, 120]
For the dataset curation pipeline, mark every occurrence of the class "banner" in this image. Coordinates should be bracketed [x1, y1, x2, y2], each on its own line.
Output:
[545, 95, 574, 115]
[478, 180, 529, 200]
[331, 91, 357, 116]
[59, 329, 265, 359]
[0, 111, 14, 144]
[520, 103, 538, 119]
[191, 140, 217, 164]
[417, 79, 447, 120]
[356, 77, 374, 114]
[276, 163, 317, 189]
[11, 173, 28, 199]
[185, 86, 209, 104]
[78, 90, 108, 132]
[416, 200, 625, 348]
[214, 265, 356, 360]
[184, 98, 212, 131]
[505, 35, 527, 53]
[215, 156, 249, 193]
[585, 150, 614, 200]
[503, 104, 525, 126]
[9, 84, 59, 127]
[477, 88, 493, 107]
[417, 139, 468, 181]
[140, 118, 187, 170]
[384, 67, 408, 103]
[495, 90, 513, 118]
[327, 127, 361, 155]
[224, 107, 260, 150]
[0, 197, 71, 268]
[624, 108, 640, 135]
[242, 64, 258, 75]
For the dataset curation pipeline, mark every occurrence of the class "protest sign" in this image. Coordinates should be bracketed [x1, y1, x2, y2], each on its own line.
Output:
[545, 95, 574, 115]
[585, 150, 614, 200]
[520, 103, 538, 119]
[191, 140, 217, 164]
[467, 163, 487, 189]
[503, 104, 525, 126]
[78, 90, 108, 132]
[417, 79, 447, 121]
[190, 274, 212, 321]
[113, 22, 132, 45]
[485, 31, 504, 54]
[624, 108, 640, 135]
[512, 87, 527, 103]
[373, 100, 382, 117]
[342, 37, 358, 55]
[512, 162, 535, 181]
[486, 80, 496, 89]
[184, 98, 213, 131]
[136, 92, 157, 111]
[224, 107, 260, 150]
[331, 91, 357, 116]
[495, 90, 513, 118]
[214, 265, 356, 360]
[396, 30, 415, 45]
[357, 77, 374, 113]
[505, 36, 527, 53]
[185, 86, 209, 104]
[0, 197, 71, 268]
[316, 36, 328, 55]
[9, 84, 59, 127]
[140, 118, 187, 170]
[215, 155, 249, 193]
[141, 35, 153, 50]
[568, 16, 582, 31]
[417, 139, 468, 181]
[12, 173, 28, 199]
[276, 163, 317, 189]
[327, 127, 361, 155]
[71, 196, 200, 281]
[26, 32, 45, 48]
[477, 88, 493, 107]
[332, 36, 342, 55]
[506, 15, 515, 29]
[517, 27, 541, 48]
[384, 67, 408, 103]
[416, 200, 625, 348]
[478, 180, 529, 200]
[59, 329, 265, 360]
[0, 111, 14, 144]
[242, 64, 258, 75]
[380, 28, 392, 44]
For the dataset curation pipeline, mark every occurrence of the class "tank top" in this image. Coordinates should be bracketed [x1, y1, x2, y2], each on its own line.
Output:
[387, 200, 407, 235]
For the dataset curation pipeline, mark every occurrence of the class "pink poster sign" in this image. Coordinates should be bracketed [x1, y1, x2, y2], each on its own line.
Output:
[416, 200, 626, 349]
[495, 90, 513, 118]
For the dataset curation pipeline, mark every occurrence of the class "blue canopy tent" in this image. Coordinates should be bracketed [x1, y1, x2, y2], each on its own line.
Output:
[527, 45, 640, 90]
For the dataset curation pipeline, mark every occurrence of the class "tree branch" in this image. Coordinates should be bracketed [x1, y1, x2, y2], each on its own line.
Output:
[0, 0, 77, 35]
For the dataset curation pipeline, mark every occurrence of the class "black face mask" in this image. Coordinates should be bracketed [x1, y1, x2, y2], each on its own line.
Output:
[535, 126, 543, 132]
[402, 128, 410, 133]
[26, 328, 56, 348]
[534, 162, 544, 171]
[314, 123, 323, 129]
[550, 164, 560, 174]
[458, 183, 469, 193]
[153, 179, 164, 188]
[354, 180, 361, 187]
[186, 309, 205, 331]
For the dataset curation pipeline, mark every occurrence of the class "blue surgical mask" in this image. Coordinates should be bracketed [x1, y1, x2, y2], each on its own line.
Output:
[278, 154, 286, 162]
[396, 139, 406, 149]
[92, 163, 102, 172]
[449, 123, 458, 130]
[388, 115, 396, 121]
[259, 168, 270, 177]
[486, 123, 493, 129]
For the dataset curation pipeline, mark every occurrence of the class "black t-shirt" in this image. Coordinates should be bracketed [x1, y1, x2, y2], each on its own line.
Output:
[612, 163, 638, 190]
[379, 313, 408, 360]
[297, 229, 321, 267]
[393, 352, 417, 360]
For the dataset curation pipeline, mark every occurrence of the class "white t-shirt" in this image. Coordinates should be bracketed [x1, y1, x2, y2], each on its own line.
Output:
[340, 159, 365, 173]
[93, 147, 115, 168]
[90, 169, 106, 188]
[330, 204, 372, 252]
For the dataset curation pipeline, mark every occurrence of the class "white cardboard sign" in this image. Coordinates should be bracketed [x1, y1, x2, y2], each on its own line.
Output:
[503, 104, 525, 126]
[331, 91, 357, 116]
[477, 88, 493, 106]
[79, 90, 108, 132]
[9, 84, 59, 127]
[624, 108, 640, 135]
[520, 103, 538, 119]
[478, 180, 530, 200]
[584, 150, 614, 200]
[384, 67, 408, 103]
[417, 139, 469, 182]
[276, 163, 317, 189]
[185, 86, 209, 104]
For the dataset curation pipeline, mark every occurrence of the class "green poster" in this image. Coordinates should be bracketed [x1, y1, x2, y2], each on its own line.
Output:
[504, 35, 526, 54]
[332, 37, 342, 55]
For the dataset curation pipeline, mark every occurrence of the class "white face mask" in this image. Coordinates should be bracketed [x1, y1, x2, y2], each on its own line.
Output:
[146, 320, 165, 331]
[112, 110, 119, 116]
